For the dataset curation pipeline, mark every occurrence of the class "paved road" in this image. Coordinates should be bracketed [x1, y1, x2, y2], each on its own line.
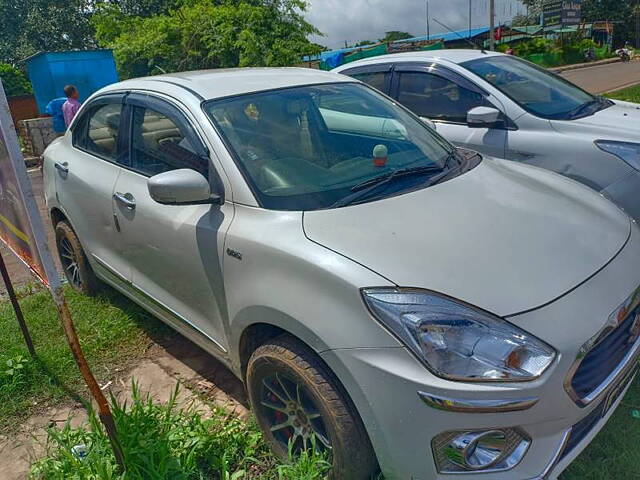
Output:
[560, 60, 640, 94]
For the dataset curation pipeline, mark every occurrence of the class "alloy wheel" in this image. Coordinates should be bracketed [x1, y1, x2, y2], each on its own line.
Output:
[259, 372, 332, 454]
[58, 236, 82, 289]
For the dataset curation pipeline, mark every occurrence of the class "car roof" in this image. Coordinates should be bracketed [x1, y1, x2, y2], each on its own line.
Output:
[102, 67, 352, 100]
[333, 49, 504, 71]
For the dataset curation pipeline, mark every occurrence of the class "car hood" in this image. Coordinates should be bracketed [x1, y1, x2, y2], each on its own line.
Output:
[303, 158, 631, 317]
[551, 100, 640, 140]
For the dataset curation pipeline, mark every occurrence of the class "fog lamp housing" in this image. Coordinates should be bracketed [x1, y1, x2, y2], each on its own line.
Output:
[432, 427, 530, 474]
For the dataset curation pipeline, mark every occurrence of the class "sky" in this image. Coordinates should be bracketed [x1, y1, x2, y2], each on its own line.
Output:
[305, 0, 529, 49]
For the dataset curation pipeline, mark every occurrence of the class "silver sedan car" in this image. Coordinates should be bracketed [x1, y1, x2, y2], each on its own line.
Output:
[43, 69, 640, 479]
[335, 50, 640, 220]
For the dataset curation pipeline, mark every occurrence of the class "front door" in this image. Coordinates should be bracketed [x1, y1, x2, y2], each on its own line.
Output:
[57, 94, 130, 282]
[113, 93, 233, 354]
[391, 65, 508, 159]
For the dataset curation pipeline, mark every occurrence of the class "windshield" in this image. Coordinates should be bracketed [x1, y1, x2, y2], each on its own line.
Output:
[204, 83, 463, 210]
[461, 56, 607, 120]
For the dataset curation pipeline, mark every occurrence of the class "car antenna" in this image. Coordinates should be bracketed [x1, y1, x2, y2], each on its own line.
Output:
[433, 18, 486, 54]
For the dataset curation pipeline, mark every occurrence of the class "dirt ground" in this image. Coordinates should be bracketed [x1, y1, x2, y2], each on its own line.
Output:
[0, 335, 250, 480]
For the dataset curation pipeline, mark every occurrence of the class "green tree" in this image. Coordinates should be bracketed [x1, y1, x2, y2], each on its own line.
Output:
[519, 0, 635, 46]
[581, 0, 635, 47]
[0, 64, 32, 97]
[94, 0, 322, 79]
[379, 31, 413, 43]
[102, 0, 182, 17]
[0, 0, 94, 64]
[92, 0, 184, 45]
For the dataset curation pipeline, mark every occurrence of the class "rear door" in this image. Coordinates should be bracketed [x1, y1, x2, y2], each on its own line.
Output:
[390, 64, 508, 158]
[58, 94, 130, 282]
[113, 92, 233, 354]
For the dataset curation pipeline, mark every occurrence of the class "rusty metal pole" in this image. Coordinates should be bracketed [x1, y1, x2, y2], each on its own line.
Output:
[0, 78, 124, 471]
[0, 249, 35, 357]
[50, 285, 126, 469]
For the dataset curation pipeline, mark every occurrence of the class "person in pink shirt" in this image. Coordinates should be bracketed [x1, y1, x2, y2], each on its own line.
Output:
[62, 85, 81, 127]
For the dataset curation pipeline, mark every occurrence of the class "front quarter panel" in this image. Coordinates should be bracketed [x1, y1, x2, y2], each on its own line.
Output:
[224, 205, 399, 373]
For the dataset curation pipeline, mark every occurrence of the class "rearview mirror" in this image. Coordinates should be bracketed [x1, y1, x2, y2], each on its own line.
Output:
[467, 107, 504, 129]
[148, 169, 221, 205]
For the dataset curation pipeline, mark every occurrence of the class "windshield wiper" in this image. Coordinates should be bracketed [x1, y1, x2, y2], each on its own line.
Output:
[330, 165, 443, 208]
[566, 96, 610, 120]
[350, 165, 442, 192]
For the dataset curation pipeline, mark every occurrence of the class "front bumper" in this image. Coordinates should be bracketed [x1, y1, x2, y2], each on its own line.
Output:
[321, 222, 640, 479]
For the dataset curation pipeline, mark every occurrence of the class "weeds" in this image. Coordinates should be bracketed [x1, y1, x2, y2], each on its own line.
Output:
[0, 354, 29, 394]
[30, 382, 330, 479]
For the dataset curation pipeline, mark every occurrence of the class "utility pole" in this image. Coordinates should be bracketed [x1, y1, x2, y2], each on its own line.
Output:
[636, 0, 640, 49]
[426, 0, 431, 38]
[489, 0, 495, 51]
[469, 0, 472, 41]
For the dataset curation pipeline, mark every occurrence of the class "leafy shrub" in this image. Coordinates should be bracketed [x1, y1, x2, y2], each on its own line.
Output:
[516, 38, 559, 57]
[0, 64, 32, 96]
[562, 38, 601, 63]
[0, 354, 30, 395]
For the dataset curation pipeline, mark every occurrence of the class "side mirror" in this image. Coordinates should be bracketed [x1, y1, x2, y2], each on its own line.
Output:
[467, 107, 504, 129]
[148, 169, 221, 205]
[420, 117, 437, 130]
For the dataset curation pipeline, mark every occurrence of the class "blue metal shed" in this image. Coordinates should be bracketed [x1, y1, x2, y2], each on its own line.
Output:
[26, 50, 119, 113]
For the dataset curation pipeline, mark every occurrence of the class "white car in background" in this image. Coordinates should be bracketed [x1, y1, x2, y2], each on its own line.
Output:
[335, 50, 640, 220]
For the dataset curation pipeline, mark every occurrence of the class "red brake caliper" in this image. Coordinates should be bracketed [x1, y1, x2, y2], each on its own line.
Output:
[271, 393, 293, 439]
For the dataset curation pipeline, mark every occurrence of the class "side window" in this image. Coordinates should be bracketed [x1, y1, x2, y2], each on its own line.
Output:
[317, 88, 391, 117]
[350, 72, 388, 93]
[397, 72, 488, 123]
[130, 106, 208, 178]
[73, 103, 122, 162]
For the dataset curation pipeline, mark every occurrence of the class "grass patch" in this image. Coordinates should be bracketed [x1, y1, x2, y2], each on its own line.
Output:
[30, 382, 330, 480]
[0, 287, 169, 432]
[605, 84, 640, 103]
[561, 377, 640, 479]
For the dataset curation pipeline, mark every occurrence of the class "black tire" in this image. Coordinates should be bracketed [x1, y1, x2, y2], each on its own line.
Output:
[246, 335, 379, 479]
[55, 221, 100, 296]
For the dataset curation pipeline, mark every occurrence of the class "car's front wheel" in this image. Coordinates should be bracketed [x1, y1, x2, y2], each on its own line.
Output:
[246, 335, 378, 479]
[55, 221, 100, 295]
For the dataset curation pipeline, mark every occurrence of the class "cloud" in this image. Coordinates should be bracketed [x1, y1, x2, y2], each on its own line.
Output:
[305, 0, 527, 48]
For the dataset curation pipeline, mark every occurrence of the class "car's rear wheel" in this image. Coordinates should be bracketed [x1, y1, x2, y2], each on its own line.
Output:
[55, 221, 99, 296]
[246, 335, 378, 479]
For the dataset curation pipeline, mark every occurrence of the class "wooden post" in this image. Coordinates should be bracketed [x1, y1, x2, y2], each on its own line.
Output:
[51, 285, 126, 469]
[0, 249, 35, 357]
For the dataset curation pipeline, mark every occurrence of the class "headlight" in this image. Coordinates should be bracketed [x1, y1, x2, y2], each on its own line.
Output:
[595, 140, 640, 171]
[362, 288, 556, 382]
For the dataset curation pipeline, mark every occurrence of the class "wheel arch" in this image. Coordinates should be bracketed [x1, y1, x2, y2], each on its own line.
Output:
[234, 306, 332, 381]
[50, 206, 69, 229]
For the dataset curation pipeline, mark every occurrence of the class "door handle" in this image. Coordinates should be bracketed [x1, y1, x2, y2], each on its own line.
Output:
[54, 162, 69, 173]
[113, 192, 136, 210]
